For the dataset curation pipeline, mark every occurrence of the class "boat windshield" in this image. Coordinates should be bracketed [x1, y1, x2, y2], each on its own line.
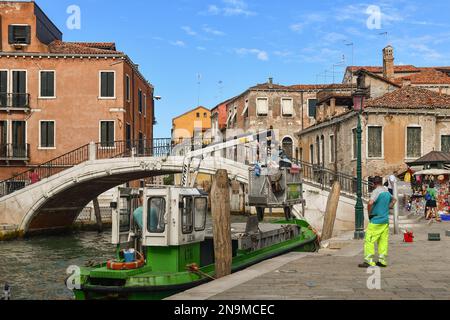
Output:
[182, 197, 194, 234]
[194, 197, 207, 231]
[147, 197, 166, 233]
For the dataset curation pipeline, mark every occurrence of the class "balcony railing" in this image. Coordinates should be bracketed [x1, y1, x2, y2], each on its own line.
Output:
[0, 144, 30, 160]
[0, 93, 31, 110]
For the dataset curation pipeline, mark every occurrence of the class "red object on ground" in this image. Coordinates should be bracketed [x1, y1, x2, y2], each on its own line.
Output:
[404, 231, 414, 243]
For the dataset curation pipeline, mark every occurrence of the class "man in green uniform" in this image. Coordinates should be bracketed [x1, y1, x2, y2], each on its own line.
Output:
[359, 176, 397, 268]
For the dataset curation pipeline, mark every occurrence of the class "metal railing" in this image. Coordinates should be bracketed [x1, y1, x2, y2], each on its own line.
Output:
[0, 144, 30, 160]
[0, 144, 90, 196]
[0, 93, 30, 109]
[296, 160, 372, 199]
[0, 139, 174, 197]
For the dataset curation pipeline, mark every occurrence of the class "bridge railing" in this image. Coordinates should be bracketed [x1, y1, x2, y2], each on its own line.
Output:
[296, 160, 372, 200]
[0, 138, 175, 198]
[0, 144, 90, 197]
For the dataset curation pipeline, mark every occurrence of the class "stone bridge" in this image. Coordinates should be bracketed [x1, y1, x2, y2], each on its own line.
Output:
[0, 156, 248, 234]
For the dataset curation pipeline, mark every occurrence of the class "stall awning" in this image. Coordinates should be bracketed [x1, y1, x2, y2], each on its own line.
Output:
[413, 169, 450, 176]
[406, 151, 450, 167]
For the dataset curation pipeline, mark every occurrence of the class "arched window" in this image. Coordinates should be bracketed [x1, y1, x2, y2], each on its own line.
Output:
[282, 137, 293, 159]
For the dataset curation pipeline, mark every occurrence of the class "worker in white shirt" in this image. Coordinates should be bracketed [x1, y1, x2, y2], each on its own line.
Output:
[387, 171, 398, 195]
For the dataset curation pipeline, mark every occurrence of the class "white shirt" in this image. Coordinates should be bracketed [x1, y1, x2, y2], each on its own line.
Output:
[388, 175, 397, 190]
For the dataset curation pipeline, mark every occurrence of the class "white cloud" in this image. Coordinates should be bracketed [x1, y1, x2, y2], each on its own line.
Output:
[202, 25, 226, 36]
[181, 26, 197, 36]
[235, 48, 269, 61]
[196, 46, 207, 51]
[170, 40, 186, 47]
[201, 0, 256, 17]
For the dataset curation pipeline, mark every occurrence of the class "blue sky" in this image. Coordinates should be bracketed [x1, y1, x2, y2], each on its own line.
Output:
[36, 0, 450, 137]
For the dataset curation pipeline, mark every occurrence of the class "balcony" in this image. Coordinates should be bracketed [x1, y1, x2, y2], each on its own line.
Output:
[0, 93, 31, 111]
[0, 144, 30, 161]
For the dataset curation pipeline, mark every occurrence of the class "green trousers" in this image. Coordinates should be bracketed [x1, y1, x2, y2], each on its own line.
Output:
[364, 223, 389, 266]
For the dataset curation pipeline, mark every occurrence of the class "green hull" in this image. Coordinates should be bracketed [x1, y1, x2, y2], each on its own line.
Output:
[74, 220, 319, 300]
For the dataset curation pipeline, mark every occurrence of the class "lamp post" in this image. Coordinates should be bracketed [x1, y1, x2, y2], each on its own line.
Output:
[353, 89, 365, 240]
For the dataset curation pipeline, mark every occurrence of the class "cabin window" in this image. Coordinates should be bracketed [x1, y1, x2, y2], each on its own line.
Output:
[182, 197, 194, 234]
[100, 71, 115, 98]
[147, 197, 166, 233]
[407, 127, 422, 158]
[194, 197, 207, 232]
[442, 135, 450, 152]
[8, 25, 31, 45]
[367, 126, 383, 158]
[119, 198, 131, 233]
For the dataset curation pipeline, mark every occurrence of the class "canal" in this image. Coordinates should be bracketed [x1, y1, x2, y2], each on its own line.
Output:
[0, 215, 252, 300]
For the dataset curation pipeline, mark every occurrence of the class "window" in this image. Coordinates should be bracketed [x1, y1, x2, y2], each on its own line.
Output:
[352, 128, 357, 160]
[243, 99, 249, 118]
[138, 89, 143, 113]
[182, 197, 194, 234]
[40, 121, 55, 148]
[147, 197, 166, 233]
[0, 71, 7, 107]
[308, 99, 318, 118]
[12, 71, 27, 108]
[125, 75, 130, 101]
[204, 112, 207, 118]
[407, 127, 422, 158]
[442, 135, 450, 152]
[282, 137, 293, 159]
[196, 112, 200, 118]
[100, 121, 115, 147]
[0, 121, 7, 157]
[39, 71, 55, 98]
[100, 71, 115, 98]
[329, 135, 335, 163]
[194, 197, 207, 231]
[367, 126, 383, 158]
[8, 25, 31, 45]
[256, 98, 268, 116]
[281, 98, 294, 117]
[144, 94, 147, 117]
[310, 144, 314, 164]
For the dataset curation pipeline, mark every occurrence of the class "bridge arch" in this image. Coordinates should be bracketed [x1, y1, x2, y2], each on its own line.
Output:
[0, 156, 248, 234]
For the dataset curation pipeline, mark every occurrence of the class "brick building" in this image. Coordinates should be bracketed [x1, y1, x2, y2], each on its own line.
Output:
[0, 1, 154, 181]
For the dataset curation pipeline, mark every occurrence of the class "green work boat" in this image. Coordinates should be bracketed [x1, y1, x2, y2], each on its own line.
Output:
[71, 184, 318, 300]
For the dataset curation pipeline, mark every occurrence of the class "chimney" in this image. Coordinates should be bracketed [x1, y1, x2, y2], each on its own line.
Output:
[383, 45, 394, 79]
[268, 77, 273, 84]
[330, 98, 336, 117]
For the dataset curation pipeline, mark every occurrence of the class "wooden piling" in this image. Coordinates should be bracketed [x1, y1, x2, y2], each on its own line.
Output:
[93, 198, 103, 233]
[211, 169, 232, 278]
[321, 181, 341, 241]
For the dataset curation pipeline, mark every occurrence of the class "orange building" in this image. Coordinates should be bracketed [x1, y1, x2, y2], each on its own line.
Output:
[171, 106, 211, 142]
[0, 1, 154, 181]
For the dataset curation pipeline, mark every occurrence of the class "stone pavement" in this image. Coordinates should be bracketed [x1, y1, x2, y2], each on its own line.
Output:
[169, 221, 450, 300]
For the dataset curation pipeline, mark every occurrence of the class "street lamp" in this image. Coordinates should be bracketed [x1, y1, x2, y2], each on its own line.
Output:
[353, 88, 366, 240]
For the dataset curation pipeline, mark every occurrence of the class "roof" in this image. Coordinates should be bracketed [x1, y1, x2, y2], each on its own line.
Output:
[249, 83, 293, 90]
[48, 41, 123, 55]
[393, 68, 450, 85]
[407, 151, 450, 166]
[365, 86, 450, 109]
[172, 106, 211, 122]
[347, 65, 419, 74]
[356, 69, 402, 88]
[289, 84, 351, 90]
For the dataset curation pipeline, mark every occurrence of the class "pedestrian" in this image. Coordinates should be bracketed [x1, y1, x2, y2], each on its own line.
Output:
[387, 170, 398, 195]
[425, 182, 441, 222]
[359, 176, 397, 268]
[29, 169, 40, 184]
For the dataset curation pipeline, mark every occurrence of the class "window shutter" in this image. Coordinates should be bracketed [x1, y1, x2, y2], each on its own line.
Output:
[107, 73, 114, 97]
[368, 127, 382, 158]
[40, 122, 47, 147]
[48, 122, 55, 147]
[282, 99, 293, 116]
[25, 26, 31, 44]
[108, 122, 114, 146]
[101, 73, 107, 97]
[257, 98, 268, 116]
[47, 72, 54, 97]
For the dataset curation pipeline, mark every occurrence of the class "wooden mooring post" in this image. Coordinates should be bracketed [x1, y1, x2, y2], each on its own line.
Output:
[322, 181, 341, 241]
[93, 198, 103, 233]
[211, 169, 232, 278]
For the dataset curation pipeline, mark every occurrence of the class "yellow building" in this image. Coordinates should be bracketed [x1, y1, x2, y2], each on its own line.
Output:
[171, 106, 212, 189]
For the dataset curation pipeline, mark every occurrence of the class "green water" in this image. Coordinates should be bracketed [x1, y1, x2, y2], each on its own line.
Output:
[0, 231, 115, 300]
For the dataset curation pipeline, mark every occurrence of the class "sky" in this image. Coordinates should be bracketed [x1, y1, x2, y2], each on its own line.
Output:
[34, 0, 450, 137]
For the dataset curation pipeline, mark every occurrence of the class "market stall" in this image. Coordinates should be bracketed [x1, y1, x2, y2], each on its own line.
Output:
[406, 152, 450, 219]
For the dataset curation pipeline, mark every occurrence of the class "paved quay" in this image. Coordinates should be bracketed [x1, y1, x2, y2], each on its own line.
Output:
[168, 221, 450, 300]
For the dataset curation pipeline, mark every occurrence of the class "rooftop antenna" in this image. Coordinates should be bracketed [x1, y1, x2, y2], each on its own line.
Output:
[379, 31, 389, 45]
[344, 40, 355, 93]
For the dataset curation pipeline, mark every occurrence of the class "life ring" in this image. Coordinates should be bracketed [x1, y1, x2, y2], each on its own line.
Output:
[107, 251, 145, 271]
